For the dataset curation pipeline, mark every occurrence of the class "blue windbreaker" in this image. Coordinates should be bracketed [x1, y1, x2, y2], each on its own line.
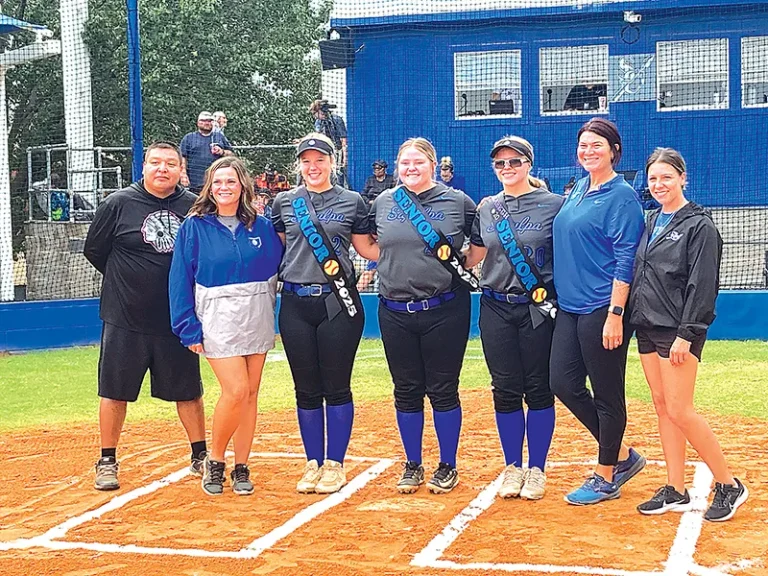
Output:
[553, 174, 644, 314]
[170, 214, 283, 356]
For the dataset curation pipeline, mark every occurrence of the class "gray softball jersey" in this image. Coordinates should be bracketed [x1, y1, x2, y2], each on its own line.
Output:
[272, 185, 370, 284]
[470, 188, 564, 294]
[371, 183, 476, 300]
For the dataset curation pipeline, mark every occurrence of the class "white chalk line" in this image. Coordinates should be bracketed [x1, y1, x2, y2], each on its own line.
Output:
[413, 461, 731, 576]
[243, 457, 394, 555]
[0, 452, 393, 560]
[663, 463, 714, 575]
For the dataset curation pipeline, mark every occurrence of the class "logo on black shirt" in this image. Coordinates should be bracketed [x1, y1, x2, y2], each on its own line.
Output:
[141, 210, 181, 253]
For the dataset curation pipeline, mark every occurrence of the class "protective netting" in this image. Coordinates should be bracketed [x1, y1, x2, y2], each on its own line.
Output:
[2, 0, 767, 303]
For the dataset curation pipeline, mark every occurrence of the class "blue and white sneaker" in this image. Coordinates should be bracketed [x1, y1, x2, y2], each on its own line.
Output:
[613, 448, 646, 487]
[565, 474, 621, 506]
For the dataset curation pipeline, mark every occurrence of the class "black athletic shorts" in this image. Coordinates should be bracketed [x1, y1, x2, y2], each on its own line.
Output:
[98, 322, 203, 402]
[635, 327, 706, 362]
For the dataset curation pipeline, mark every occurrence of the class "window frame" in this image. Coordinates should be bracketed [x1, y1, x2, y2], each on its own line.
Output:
[656, 38, 730, 113]
[538, 44, 610, 117]
[741, 36, 768, 109]
[453, 49, 523, 121]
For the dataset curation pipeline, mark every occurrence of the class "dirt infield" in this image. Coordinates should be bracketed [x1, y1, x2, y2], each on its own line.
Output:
[1, 390, 765, 576]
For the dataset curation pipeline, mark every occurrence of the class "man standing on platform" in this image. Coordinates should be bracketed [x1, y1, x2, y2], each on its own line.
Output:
[84, 142, 207, 491]
[180, 111, 233, 194]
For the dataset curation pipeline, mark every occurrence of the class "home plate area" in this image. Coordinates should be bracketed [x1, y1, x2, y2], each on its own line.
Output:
[1, 451, 745, 576]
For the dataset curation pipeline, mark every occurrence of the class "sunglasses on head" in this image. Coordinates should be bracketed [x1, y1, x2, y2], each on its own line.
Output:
[492, 158, 529, 170]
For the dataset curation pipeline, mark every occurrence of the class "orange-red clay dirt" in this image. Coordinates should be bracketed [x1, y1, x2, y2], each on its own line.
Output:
[0, 390, 765, 576]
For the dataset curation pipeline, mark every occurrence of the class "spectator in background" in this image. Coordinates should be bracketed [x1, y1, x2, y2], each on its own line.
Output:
[362, 160, 394, 204]
[255, 163, 291, 196]
[439, 156, 466, 192]
[213, 111, 228, 133]
[180, 111, 234, 194]
[309, 99, 348, 187]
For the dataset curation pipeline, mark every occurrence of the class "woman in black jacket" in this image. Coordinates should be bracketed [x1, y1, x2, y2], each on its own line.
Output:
[629, 148, 748, 522]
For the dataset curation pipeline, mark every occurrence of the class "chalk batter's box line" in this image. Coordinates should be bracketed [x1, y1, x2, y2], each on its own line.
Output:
[0, 452, 394, 559]
[412, 460, 731, 576]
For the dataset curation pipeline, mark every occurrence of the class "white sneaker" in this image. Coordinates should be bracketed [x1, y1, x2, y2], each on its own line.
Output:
[520, 466, 546, 500]
[296, 459, 322, 493]
[498, 465, 526, 499]
[315, 459, 347, 494]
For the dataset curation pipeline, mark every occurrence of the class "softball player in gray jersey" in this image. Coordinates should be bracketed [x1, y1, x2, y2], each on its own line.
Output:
[272, 133, 378, 495]
[370, 137, 476, 495]
[465, 136, 563, 501]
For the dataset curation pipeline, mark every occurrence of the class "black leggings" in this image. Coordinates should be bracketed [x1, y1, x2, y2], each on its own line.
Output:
[378, 289, 471, 413]
[549, 306, 630, 466]
[479, 297, 554, 413]
[278, 292, 364, 410]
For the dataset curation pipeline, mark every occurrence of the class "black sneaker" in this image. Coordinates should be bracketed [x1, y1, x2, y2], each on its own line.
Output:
[397, 461, 425, 494]
[201, 456, 226, 496]
[427, 462, 459, 494]
[190, 451, 207, 477]
[231, 464, 254, 495]
[704, 478, 749, 522]
[637, 485, 691, 515]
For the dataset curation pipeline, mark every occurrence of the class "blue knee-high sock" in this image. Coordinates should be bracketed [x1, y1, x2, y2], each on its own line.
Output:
[325, 402, 354, 464]
[297, 407, 325, 466]
[526, 406, 556, 470]
[396, 410, 424, 464]
[495, 409, 525, 467]
[433, 407, 462, 468]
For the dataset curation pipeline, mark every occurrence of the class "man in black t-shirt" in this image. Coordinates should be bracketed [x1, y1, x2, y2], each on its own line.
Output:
[361, 160, 394, 204]
[84, 142, 207, 491]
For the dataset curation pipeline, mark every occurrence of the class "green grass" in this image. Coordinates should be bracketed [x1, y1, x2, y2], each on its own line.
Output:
[1, 339, 766, 431]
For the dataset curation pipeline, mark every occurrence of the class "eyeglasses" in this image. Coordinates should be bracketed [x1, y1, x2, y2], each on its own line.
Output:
[492, 158, 529, 170]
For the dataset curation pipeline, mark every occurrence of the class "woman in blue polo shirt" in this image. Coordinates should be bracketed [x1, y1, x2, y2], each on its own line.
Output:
[551, 118, 646, 505]
[170, 157, 283, 497]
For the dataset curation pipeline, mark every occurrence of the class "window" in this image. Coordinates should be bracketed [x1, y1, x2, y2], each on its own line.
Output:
[540, 45, 609, 115]
[454, 50, 521, 120]
[742, 36, 768, 108]
[657, 39, 728, 111]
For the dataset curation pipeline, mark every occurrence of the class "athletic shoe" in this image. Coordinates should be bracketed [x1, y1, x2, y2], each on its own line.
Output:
[94, 457, 119, 491]
[520, 466, 547, 500]
[564, 474, 620, 505]
[296, 459, 322, 494]
[498, 465, 526, 499]
[427, 462, 459, 494]
[190, 451, 207, 477]
[704, 478, 749, 522]
[637, 485, 691, 515]
[397, 461, 425, 494]
[201, 456, 225, 496]
[230, 464, 254, 496]
[613, 447, 646, 487]
[315, 459, 347, 494]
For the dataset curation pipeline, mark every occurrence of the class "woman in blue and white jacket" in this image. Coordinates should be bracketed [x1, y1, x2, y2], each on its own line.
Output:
[170, 156, 283, 497]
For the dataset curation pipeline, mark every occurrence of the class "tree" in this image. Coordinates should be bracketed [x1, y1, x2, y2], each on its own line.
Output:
[4, 0, 328, 252]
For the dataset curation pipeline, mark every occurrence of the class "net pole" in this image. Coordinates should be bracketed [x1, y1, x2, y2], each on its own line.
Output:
[60, 0, 95, 206]
[0, 66, 13, 301]
[126, 0, 144, 182]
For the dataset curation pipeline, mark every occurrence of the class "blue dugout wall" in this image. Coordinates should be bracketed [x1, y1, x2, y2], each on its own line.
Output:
[2, 291, 766, 352]
[339, 1, 768, 207]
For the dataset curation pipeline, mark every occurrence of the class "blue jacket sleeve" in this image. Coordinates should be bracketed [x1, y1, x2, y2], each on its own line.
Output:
[169, 220, 203, 346]
[607, 196, 645, 284]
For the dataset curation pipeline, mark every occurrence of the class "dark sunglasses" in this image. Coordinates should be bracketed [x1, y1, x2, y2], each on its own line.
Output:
[492, 158, 529, 170]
